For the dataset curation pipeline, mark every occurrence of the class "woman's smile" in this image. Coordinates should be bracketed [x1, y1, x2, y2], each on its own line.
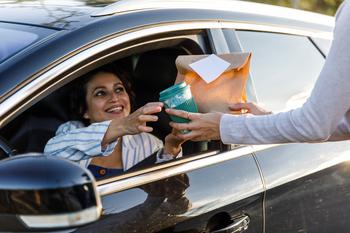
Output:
[105, 105, 124, 114]
[84, 72, 131, 123]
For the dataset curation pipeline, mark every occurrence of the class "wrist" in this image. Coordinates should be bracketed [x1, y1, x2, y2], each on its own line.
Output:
[164, 138, 182, 156]
[164, 146, 181, 156]
[103, 119, 125, 144]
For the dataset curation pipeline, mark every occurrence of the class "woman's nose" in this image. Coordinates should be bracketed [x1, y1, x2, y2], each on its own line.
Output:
[109, 92, 119, 102]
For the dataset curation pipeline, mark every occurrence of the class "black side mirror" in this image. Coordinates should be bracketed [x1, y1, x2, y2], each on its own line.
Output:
[0, 154, 101, 232]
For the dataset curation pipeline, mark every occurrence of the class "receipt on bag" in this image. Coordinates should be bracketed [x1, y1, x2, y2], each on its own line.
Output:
[189, 54, 230, 84]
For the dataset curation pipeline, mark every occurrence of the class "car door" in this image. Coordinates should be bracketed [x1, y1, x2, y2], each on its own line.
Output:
[72, 148, 262, 233]
[235, 29, 350, 232]
[0, 18, 264, 232]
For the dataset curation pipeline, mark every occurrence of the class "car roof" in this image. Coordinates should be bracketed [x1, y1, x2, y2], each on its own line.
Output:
[93, 0, 334, 27]
[0, 0, 335, 30]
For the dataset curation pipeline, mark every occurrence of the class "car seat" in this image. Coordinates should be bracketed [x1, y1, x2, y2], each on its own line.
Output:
[133, 49, 184, 139]
[132, 48, 208, 155]
[1, 86, 71, 154]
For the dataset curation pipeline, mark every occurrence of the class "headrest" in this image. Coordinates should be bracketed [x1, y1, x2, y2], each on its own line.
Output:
[133, 49, 186, 91]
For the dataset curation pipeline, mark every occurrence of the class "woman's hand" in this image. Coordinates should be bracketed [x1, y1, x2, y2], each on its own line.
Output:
[164, 129, 186, 156]
[122, 102, 164, 134]
[102, 102, 163, 145]
[229, 102, 272, 115]
[165, 109, 223, 142]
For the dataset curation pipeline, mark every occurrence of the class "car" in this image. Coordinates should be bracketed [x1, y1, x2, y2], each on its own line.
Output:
[1, 0, 349, 232]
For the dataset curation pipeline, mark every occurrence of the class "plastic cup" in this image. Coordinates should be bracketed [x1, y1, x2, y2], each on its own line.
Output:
[159, 82, 198, 133]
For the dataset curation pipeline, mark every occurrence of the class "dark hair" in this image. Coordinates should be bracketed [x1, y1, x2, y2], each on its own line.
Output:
[70, 64, 135, 125]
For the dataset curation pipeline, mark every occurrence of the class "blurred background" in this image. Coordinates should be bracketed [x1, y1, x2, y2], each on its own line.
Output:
[244, 0, 344, 15]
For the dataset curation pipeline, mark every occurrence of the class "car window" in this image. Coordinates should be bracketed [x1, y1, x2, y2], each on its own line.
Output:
[0, 32, 221, 180]
[0, 22, 56, 63]
[236, 31, 325, 112]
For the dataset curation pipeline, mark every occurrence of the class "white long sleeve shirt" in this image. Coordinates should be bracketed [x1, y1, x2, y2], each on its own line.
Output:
[44, 121, 175, 170]
[220, 0, 350, 144]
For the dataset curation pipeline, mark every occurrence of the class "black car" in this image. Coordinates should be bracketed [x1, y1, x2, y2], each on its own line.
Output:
[1, 0, 349, 232]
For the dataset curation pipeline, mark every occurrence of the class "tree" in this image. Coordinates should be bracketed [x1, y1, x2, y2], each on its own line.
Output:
[248, 0, 344, 15]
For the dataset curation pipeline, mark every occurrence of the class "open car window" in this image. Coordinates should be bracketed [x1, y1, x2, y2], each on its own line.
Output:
[0, 30, 223, 180]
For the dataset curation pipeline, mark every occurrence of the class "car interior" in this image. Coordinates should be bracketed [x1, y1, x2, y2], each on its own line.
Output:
[0, 33, 222, 175]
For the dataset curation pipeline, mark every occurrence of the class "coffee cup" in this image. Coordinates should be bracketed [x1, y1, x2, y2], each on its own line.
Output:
[159, 82, 198, 133]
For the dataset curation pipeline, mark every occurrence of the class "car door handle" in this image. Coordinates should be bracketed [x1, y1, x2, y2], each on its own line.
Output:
[211, 215, 250, 233]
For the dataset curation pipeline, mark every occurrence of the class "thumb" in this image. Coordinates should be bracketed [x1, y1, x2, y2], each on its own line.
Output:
[228, 102, 246, 110]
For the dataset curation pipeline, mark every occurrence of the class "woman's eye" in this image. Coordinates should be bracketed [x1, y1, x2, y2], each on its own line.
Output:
[115, 87, 125, 93]
[95, 90, 106, 97]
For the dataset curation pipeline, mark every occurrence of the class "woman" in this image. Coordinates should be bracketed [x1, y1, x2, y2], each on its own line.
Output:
[45, 65, 185, 179]
[166, 1, 350, 145]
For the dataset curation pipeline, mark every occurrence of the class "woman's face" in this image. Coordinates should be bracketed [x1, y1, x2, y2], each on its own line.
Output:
[84, 72, 131, 123]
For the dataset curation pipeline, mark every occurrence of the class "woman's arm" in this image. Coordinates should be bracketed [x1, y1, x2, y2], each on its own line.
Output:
[230, 103, 350, 142]
[163, 129, 186, 157]
[123, 133, 182, 170]
[102, 102, 164, 147]
[45, 102, 164, 162]
[44, 121, 118, 161]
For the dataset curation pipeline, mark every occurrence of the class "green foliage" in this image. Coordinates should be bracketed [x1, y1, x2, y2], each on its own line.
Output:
[247, 0, 344, 15]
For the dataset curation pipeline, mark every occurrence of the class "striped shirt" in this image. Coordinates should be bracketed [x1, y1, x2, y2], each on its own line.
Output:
[44, 120, 176, 170]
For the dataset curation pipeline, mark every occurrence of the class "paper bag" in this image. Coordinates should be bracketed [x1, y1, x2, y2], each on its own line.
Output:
[175, 52, 251, 113]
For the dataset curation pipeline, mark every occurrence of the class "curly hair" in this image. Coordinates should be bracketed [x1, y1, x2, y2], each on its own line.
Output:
[70, 64, 136, 125]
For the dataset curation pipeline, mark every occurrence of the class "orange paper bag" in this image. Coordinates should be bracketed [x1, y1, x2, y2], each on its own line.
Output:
[175, 52, 251, 113]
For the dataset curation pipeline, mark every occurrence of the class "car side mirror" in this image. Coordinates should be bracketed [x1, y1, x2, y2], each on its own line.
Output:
[0, 154, 101, 232]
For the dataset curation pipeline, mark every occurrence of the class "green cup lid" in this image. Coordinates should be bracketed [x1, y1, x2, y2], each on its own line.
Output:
[159, 82, 188, 101]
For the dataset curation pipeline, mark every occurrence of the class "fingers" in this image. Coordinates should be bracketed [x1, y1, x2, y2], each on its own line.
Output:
[138, 115, 158, 123]
[165, 108, 197, 120]
[229, 102, 249, 110]
[138, 125, 153, 133]
[139, 102, 164, 115]
[165, 108, 187, 118]
[172, 130, 202, 141]
[229, 102, 254, 114]
[229, 102, 271, 115]
[144, 102, 164, 107]
[169, 121, 193, 131]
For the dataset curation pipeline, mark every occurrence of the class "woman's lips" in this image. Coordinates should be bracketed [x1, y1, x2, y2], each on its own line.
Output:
[106, 106, 123, 114]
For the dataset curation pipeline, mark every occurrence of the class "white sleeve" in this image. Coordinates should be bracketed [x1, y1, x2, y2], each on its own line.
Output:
[44, 121, 118, 161]
[220, 1, 350, 144]
[328, 110, 350, 141]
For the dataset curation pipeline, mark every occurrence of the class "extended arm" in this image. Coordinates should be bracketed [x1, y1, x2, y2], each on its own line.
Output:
[44, 121, 117, 161]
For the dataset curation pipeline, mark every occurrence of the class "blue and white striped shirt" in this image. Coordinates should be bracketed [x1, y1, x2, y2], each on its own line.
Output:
[44, 121, 176, 170]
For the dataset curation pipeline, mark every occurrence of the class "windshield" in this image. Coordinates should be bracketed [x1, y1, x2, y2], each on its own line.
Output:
[0, 22, 57, 63]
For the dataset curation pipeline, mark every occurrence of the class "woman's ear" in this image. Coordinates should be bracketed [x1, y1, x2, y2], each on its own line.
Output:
[83, 111, 90, 120]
